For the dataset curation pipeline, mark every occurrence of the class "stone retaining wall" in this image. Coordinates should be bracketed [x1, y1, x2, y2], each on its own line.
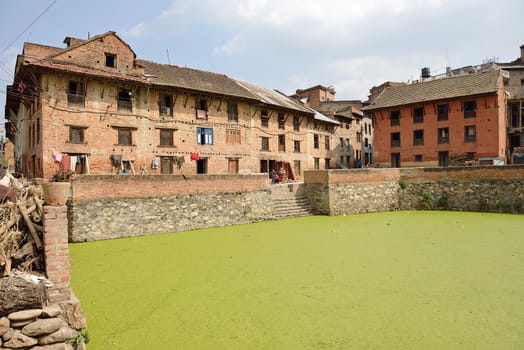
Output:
[0, 304, 87, 350]
[69, 174, 272, 242]
[304, 166, 524, 215]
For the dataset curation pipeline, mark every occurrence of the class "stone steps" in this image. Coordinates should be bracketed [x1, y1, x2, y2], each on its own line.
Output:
[270, 182, 312, 219]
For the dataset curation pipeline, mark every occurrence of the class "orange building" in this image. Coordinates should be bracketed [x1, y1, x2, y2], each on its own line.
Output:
[363, 69, 508, 167]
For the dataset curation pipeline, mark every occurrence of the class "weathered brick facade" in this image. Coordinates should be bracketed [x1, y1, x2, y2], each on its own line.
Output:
[6, 32, 340, 180]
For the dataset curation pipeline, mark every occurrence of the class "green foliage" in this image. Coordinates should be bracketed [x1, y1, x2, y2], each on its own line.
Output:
[398, 180, 407, 189]
[51, 163, 74, 182]
[437, 196, 448, 208]
[423, 191, 433, 203]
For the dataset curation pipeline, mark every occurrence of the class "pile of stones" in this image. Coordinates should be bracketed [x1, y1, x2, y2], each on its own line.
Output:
[0, 305, 86, 350]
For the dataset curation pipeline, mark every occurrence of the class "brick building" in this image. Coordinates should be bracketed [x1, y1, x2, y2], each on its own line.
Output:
[293, 85, 370, 168]
[499, 45, 524, 163]
[5, 31, 339, 179]
[363, 68, 508, 167]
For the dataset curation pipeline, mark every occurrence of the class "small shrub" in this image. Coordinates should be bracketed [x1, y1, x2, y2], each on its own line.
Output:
[437, 196, 448, 208]
[398, 180, 407, 190]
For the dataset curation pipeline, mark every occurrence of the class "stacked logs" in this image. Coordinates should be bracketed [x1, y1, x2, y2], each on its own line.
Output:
[0, 175, 45, 278]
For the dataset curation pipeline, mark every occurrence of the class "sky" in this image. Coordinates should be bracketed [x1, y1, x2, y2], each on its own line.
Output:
[1, 0, 523, 115]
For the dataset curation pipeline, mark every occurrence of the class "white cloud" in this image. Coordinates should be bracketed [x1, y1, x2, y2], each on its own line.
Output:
[121, 0, 524, 100]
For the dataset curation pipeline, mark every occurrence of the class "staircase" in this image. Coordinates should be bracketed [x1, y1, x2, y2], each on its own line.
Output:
[270, 182, 312, 219]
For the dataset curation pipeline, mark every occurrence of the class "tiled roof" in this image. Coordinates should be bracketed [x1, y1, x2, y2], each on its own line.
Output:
[234, 80, 315, 115]
[363, 69, 502, 111]
[138, 60, 258, 101]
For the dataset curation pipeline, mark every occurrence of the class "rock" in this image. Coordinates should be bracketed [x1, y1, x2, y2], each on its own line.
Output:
[3, 330, 38, 348]
[58, 298, 87, 330]
[32, 343, 74, 350]
[0, 317, 9, 336]
[42, 305, 62, 318]
[21, 318, 66, 337]
[2, 327, 14, 341]
[10, 318, 35, 328]
[7, 309, 42, 322]
[38, 326, 78, 345]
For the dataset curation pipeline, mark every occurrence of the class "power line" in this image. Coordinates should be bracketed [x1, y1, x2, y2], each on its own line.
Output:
[0, 0, 58, 61]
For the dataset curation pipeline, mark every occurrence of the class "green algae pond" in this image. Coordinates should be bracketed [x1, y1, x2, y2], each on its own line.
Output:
[69, 211, 524, 349]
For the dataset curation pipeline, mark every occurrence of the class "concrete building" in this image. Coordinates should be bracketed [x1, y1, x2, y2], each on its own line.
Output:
[363, 68, 508, 167]
[5, 32, 340, 179]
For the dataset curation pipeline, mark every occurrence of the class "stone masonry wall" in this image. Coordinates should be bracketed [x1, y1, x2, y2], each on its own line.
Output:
[304, 166, 524, 215]
[69, 174, 271, 242]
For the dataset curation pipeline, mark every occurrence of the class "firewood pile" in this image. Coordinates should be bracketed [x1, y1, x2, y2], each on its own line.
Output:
[449, 153, 476, 167]
[0, 173, 45, 278]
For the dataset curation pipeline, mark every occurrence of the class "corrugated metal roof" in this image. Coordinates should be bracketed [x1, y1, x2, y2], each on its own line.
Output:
[363, 69, 502, 111]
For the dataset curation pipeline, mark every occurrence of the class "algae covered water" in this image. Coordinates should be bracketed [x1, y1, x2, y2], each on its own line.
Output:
[69, 211, 524, 349]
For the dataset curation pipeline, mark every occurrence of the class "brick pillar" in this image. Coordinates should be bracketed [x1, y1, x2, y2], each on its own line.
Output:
[43, 205, 71, 303]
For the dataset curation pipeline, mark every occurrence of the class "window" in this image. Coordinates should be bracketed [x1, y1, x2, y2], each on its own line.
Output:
[391, 132, 401, 147]
[261, 110, 269, 127]
[196, 127, 213, 145]
[346, 138, 350, 148]
[390, 110, 400, 126]
[413, 107, 424, 124]
[325, 136, 330, 150]
[159, 129, 174, 146]
[226, 129, 241, 144]
[228, 102, 238, 123]
[278, 113, 285, 129]
[67, 81, 85, 106]
[415, 154, 423, 162]
[105, 53, 116, 68]
[117, 128, 133, 146]
[293, 116, 300, 132]
[437, 103, 448, 121]
[261, 137, 269, 151]
[313, 134, 319, 149]
[314, 157, 320, 170]
[464, 100, 476, 118]
[69, 126, 85, 143]
[356, 132, 362, 143]
[438, 127, 449, 144]
[278, 134, 286, 152]
[159, 94, 173, 116]
[228, 159, 239, 174]
[340, 138, 344, 148]
[294, 140, 301, 153]
[196, 97, 208, 119]
[325, 158, 331, 169]
[364, 138, 369, 147]
[464, 125, 476, 143]
[413, 129, 424, 146]
[118, 89, 132, 112]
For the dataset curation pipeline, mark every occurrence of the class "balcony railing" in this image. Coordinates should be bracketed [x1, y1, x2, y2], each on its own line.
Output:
[118, 100, 132, 112]
[67, 93, 85, 106]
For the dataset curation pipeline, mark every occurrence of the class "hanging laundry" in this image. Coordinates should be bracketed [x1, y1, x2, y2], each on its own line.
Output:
[70, 156, 78, 171]
[61, 155, 71, 170]
[54, 153, 63, 162]
[151, 159, 158, 169]
[111, 154, 122, 167]
[190, 152, 200, 161]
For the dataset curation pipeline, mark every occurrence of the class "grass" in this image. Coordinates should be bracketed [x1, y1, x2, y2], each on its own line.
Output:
[69, 211, 524, 349]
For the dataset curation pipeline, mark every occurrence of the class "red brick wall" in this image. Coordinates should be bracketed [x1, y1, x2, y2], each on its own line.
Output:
[71, 173, 270, 202]
[43, 206, 71, 303]
[372, 92, 505, 167]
